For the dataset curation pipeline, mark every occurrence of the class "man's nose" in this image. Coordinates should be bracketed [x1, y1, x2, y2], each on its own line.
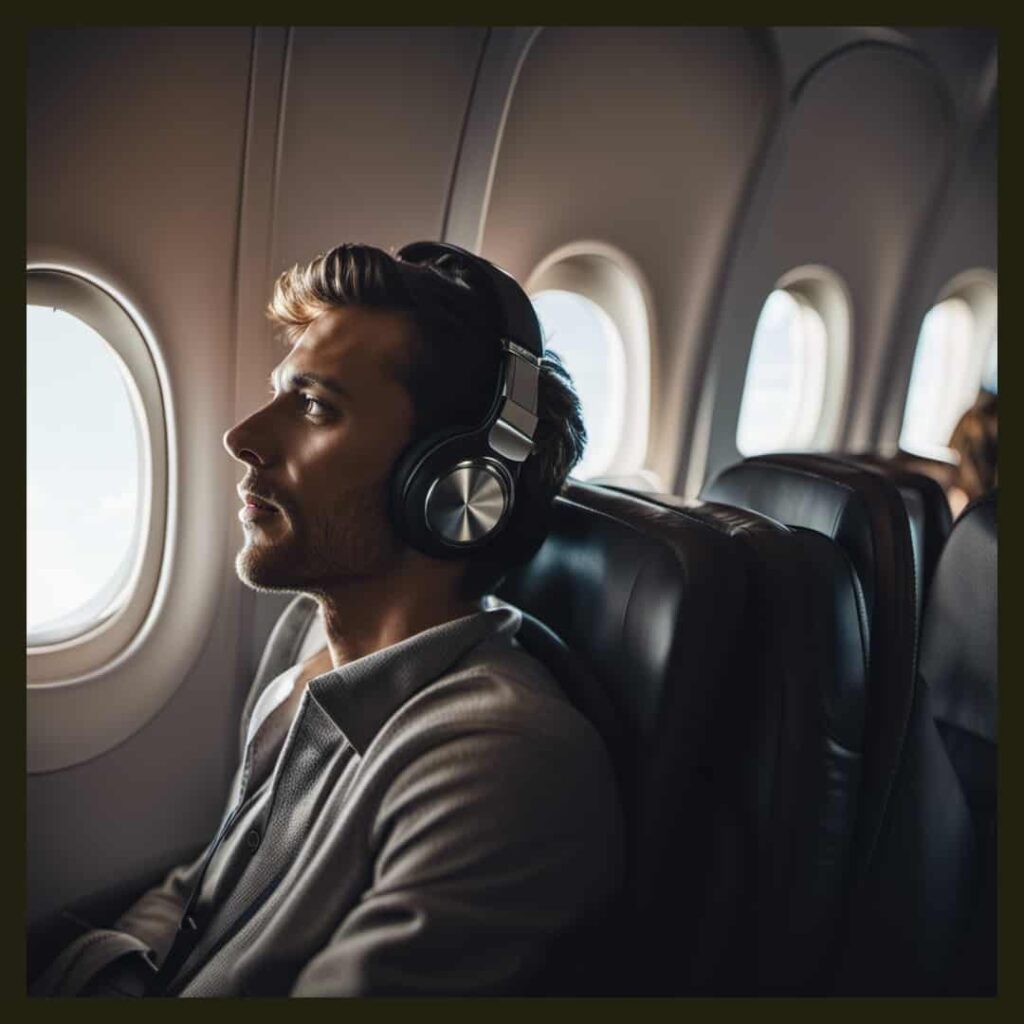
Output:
[223, 415, 266, 468]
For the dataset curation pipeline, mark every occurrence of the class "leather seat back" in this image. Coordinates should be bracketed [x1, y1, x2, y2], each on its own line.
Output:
[498, 481, 749, 993]
[921, 490, 997, 757]
[623, 490, 869, 993]
[834, 452, 953, 621]
[918, 490, 997, 993]
[703, 454, 982, 993]
[702, 454, 918, 885]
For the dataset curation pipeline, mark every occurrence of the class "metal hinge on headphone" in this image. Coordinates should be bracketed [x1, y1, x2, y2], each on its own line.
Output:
[488, 339, 540, 463]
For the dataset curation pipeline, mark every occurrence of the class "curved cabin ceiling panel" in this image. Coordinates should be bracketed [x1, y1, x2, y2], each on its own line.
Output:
[480, 27, 780, 485]
[774, 47, 952, 289]
[272, 27, 485, 268]
[702, 43, 955, 481]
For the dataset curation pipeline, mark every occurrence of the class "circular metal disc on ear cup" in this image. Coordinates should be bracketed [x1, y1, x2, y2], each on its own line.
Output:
[424, 460, 511, 545]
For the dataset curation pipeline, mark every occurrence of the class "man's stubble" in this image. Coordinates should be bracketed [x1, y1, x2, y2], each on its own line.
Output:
[236, 481, 402, 596]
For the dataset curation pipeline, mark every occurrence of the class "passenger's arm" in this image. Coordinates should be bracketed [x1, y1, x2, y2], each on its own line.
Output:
[30, 751, 249, 998]
[29, 852, 208, 997]
[290, 724, 624, 996]
[31, 636, 334, 999]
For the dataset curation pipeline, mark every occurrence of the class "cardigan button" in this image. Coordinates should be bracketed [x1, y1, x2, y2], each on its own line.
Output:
[244, 828, 261, 852]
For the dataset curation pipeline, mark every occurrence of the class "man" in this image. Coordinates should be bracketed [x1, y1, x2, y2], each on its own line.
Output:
[33, 242, 624, 996]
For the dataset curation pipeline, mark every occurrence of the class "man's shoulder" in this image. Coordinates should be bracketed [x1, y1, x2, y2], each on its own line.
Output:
[364, 633, 616, 781]
[357, 635, 624, 855]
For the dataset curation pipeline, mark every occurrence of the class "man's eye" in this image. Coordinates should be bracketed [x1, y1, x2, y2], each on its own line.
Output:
[301, 394, 331, 418]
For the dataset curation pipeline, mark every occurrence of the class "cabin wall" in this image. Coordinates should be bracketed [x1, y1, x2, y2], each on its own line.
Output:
[696, 42, 957, 488]
[27, 25, 486, 926]
[478, 27, 781, 488]
[875, 93, 997, 445]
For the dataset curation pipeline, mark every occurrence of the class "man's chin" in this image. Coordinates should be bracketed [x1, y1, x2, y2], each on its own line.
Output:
[235, 547, 303, 593]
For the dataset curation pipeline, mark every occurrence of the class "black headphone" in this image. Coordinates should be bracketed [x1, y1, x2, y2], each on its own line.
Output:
[389, 241, 544, 559]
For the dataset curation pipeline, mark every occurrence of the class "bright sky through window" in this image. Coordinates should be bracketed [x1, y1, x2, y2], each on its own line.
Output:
[27, 306, 142, 641]
[900, 297, 975, 458]
[531, 290, 627, 479]
[736, 289, 828, 457]
[981, 331, 997, 394]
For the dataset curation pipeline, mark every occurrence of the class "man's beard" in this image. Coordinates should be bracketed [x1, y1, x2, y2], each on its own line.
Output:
[236, 483, 402, 595]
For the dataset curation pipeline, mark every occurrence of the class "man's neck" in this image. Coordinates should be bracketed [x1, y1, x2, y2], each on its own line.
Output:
[313, 569, 481, 669]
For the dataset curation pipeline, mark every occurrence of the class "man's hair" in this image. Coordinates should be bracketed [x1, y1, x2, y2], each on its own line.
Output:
[266, 242, 587, 596]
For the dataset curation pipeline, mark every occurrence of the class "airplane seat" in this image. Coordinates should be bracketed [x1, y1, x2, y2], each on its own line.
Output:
[497, 480, 751, 994]
[613, 489, 869, 994]
[702, 455, 916, 873]
[831, 452, 953, 620]
[917, 489, 997, 994]
[702, 454, 976, 993]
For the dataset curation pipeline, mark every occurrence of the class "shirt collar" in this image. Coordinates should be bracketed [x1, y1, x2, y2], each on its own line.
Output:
[306, 604, 522, 755]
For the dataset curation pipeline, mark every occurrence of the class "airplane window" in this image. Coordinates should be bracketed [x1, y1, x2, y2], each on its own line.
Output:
[736, 289, 828, 457]
[531, 289, 627, 479]
[981, 330, 997, 394]
[27, 305, 144, 646]
[899, 297, 977, 458]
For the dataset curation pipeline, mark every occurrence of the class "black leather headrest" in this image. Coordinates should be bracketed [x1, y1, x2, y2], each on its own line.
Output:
[920, 490, 997, 741]
[499, 481, 746, 755]
[833, 453, 953, 618]
[703, 455, 897, 622]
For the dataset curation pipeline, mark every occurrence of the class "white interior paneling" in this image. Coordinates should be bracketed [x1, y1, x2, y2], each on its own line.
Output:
[27, 26, 488, 926]
[878, 96, 997, 445]
[27, 26, 253, 922]
[697, 43, 955, 488]
[271, 27, 486, 268]
[479, 27, 781, 487]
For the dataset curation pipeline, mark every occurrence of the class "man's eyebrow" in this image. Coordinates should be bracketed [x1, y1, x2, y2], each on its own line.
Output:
[270, 370, 351, 399]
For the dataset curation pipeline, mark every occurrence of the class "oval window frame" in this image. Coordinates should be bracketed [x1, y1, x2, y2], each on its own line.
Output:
[26, 267, 168, 686]
[899, 268, 997, 458]
[736, 265, 851, 457]
[529, 289, 627, 480]
[525, 242, 654, 479]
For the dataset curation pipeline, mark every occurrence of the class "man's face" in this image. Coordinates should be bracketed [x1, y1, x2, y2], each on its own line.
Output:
[224, 305, 417, 593]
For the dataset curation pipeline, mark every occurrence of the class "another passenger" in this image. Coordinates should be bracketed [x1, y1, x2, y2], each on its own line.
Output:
[947, 389, 997, 518]
[33, 242, 624, 997]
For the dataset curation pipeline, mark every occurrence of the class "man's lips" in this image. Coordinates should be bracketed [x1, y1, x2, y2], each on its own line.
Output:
[238, 487, 284, 523]
[237, 485, 282, 511]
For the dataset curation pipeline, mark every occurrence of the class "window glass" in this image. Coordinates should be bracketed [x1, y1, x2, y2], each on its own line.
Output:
[531, 289, 627, 479]
[900, 297, 975, 456]
[27, 305, 143, 644]
[981, 331, 997, 394]
[736, 289, 828, 456]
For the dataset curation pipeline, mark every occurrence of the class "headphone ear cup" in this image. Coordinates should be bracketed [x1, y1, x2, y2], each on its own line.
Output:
[390, 426, 514, 558]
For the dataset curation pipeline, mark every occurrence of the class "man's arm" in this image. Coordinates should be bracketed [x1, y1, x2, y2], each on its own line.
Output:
[29, 853, 207, 997]
[30, 637, 326, 998]
[289, 722, 624, 996]
[29, 747, 250, 999]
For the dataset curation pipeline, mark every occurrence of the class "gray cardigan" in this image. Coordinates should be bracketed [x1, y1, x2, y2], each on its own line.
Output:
[34, 601, 624, 996]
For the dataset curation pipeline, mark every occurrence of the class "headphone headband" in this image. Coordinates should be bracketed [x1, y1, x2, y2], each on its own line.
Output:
[396, 241, 544, 360]
[396, 241, 544, 464]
